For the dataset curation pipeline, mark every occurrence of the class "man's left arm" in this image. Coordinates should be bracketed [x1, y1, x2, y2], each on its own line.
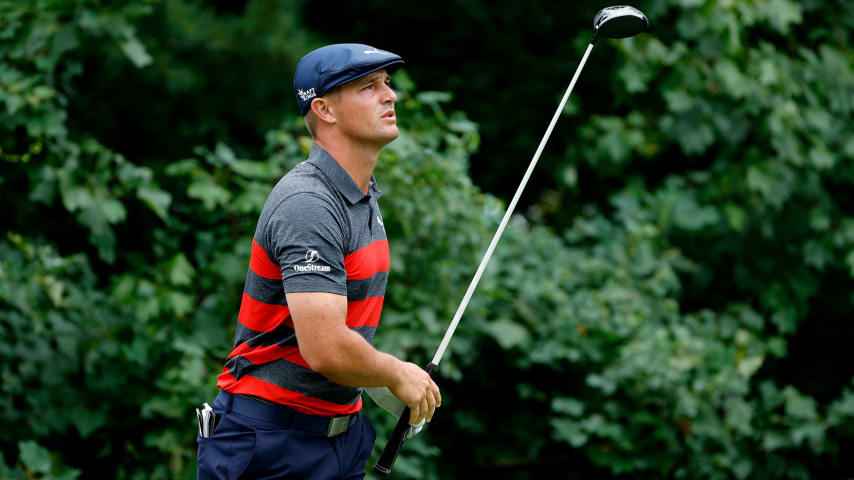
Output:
[287, 290, 440, 426]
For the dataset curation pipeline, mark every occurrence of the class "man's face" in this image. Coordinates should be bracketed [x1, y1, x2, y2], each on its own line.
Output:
[329, 69, 399, 147]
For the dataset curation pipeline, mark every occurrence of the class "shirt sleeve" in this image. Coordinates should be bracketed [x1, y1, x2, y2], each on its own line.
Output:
[264, 192, 348, 295]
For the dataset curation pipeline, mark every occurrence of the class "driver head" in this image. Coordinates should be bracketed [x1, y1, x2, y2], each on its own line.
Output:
[592, 5, 649, 43]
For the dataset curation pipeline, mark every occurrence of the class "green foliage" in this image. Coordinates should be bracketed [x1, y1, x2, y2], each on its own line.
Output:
[0, 440, 80, 480]
[1, 0, 853, 479]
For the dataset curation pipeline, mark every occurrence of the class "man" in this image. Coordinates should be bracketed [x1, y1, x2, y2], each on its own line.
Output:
[196, 44, 441, 479]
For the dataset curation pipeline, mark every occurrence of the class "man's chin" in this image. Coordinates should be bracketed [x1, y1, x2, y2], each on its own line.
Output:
[354, 127, 399, 149]
[376, 127, 400, 146]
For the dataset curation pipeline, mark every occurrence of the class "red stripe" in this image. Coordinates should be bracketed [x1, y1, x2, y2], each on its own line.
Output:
[227, 343, 311, 369]
[238, 292, 293, 332]
[217, 370, 363, 416]
[344, 240, 389, 280]
[346, 296, 384, 328]
[250, 239, 282, 280]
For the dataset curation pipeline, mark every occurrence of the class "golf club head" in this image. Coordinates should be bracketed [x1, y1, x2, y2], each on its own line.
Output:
[591, 5, 649, 44]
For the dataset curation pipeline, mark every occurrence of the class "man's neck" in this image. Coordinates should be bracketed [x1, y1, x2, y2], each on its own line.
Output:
[314, 139, 380, 194]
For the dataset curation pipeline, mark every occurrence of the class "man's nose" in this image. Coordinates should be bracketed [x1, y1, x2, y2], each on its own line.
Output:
[381, 83, 397, 103]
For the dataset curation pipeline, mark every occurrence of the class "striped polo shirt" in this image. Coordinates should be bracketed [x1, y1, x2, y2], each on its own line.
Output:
[217, 144, 390, 416]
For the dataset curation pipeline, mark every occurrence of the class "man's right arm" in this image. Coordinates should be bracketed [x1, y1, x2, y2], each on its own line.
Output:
[286, 291, 441, 425]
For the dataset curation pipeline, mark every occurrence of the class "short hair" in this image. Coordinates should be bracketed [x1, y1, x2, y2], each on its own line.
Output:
[304, 110, 318, 137]
[303, 88, 340, 138]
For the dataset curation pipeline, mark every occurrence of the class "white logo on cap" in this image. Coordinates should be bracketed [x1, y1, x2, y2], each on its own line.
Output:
[298, 88, 316, 101]
[363, 48, 385, 55]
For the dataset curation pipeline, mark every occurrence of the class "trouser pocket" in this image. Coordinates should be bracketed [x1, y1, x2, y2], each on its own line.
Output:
[197, 413, 257, 480]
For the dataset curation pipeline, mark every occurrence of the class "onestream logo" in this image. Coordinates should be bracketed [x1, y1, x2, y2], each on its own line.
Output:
[294, 249, 330, 272]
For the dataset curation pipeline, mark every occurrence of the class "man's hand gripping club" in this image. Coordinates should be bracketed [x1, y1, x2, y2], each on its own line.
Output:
[367, 361, 441, 438]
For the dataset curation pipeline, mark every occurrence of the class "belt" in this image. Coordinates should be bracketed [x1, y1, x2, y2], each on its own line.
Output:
[214, 390, 356, 437]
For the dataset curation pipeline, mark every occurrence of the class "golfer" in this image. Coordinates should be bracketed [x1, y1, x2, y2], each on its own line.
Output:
[196, 43, 441, 479]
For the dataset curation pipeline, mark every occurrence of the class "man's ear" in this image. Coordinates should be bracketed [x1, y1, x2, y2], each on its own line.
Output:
[310, 97, 336, 125]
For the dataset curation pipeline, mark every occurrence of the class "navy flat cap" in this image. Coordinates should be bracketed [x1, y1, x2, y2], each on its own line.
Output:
[293, 43, 404, 115]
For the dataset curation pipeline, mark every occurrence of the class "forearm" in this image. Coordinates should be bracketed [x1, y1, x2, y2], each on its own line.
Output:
[310, 328, 403, 388]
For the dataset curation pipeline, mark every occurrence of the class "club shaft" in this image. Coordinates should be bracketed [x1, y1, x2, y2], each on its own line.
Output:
[431, 42, 596, 366]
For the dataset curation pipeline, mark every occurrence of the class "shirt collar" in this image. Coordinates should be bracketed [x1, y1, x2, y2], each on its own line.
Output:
[369, 176, 384, 199]
[307, 144, 380, 204]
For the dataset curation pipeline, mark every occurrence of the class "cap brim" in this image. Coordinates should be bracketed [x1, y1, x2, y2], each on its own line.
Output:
[318, 59, 405, 96]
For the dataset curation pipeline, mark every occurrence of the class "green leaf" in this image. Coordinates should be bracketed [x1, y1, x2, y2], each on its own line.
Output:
[486, 319, 530, 349]
[164, 159, 200, 176]
[71, 410, 107, 438]
[447, 117, 478, 134]
[586, 374, 617, 395]
[552, 396, 585, 416]
[724, 204, 746, 231]
[119, 37, 152, 67]
[214, 142, 237, 165]
[672, 201, 720, 231]
[664, 114, 715, 155]
[56, 469, 82, 480]
[231, 160, 275, 179]
[784, 387, 817, 420]
[725, 398, 754, 436]
[829, 388, 854, 423]
[737, 355, 764, 378]
[18, 440, 51, 474]
[762, 431, 789, 451]
[168, 292, 194, 315]
[845, 250, 854, 278]
[100, 198, 127, 224]
[759, 0, 803, 33]
[733, 460, 753, 480]
[62, 186, 93, 212]
[808, 146, 835, 169]
[187, 176, 231, 210]
[790, 422, 825, 452]
[551, 418, 588, 447]
[716, 59, 748, 98]
[415, 91, 452, 104]
[168, 254, 195, 286]
[137, 186, 172, 219]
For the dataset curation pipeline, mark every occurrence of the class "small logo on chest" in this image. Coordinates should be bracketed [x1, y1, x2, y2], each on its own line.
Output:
[376, 215, 385, 232]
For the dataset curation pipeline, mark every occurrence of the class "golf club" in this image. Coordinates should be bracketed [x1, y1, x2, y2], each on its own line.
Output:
[374, 6, 649, 477]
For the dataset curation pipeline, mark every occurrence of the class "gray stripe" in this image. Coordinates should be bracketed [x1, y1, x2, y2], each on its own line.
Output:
[235, 322, 376, 349]
[224, 354, 255, 379]
[234, 321, 298, 348]
[230, 356, 362, 406]
[244, 269, 288, 306]
[351, 325, 376, 343]
[245, 269, 388, 305]
[345, 271, 389, 303]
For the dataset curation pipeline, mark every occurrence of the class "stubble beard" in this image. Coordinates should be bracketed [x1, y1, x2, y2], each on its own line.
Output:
[360, 120, 399, 149]
[338, 111, 399, 150]
[378, 124, 399, 147]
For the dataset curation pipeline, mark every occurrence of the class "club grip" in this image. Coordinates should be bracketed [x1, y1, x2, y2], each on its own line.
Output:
[373, 362, 438, 477]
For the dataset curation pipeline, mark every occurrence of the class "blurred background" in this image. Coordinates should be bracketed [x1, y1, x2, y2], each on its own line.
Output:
[1, 0, 853, 478]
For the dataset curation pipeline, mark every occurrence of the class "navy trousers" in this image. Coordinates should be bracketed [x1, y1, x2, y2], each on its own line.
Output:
[197, 391, 376, 479]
